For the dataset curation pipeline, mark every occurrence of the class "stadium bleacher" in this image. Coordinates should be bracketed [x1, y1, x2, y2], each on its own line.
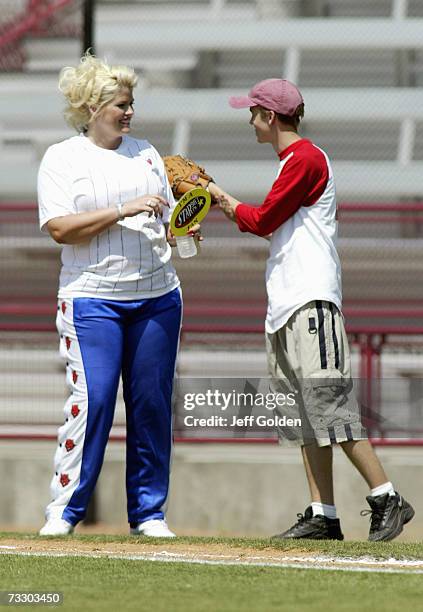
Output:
[1, 0, 423, 435]
[2, 2, 423, 539]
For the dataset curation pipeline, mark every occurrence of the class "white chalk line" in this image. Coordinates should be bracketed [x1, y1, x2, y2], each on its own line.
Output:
[2, 548, 423, 574]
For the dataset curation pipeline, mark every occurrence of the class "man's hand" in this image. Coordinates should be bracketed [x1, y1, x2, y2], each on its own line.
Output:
[216, 195, 238, 222]
[208, 183, 240, 222]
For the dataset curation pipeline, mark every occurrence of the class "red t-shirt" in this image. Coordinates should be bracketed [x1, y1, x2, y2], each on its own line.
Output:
[235, 139, 329, 237]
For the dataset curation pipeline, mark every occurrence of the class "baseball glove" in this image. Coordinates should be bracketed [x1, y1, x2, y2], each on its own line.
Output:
[163, 155, 214, 200]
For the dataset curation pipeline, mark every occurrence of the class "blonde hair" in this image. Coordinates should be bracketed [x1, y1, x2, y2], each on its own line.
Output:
[59, 51, 138, 132]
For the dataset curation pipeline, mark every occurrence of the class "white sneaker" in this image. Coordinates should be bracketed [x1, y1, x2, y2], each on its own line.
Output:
[130, 519, 176, 538]
[39, 518, 74, 536]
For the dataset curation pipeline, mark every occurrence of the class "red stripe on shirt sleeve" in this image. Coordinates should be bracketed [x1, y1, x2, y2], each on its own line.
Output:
[235, 148, 329, 237]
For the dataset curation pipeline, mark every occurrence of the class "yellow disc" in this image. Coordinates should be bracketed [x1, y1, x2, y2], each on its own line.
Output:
[170, 187, 211, 237]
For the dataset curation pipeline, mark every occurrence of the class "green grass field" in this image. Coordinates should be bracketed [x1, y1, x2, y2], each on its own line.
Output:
[1, 534, 423, 612]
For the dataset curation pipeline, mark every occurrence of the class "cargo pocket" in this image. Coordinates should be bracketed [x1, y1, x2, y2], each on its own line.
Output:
[301, 371, 355, 433]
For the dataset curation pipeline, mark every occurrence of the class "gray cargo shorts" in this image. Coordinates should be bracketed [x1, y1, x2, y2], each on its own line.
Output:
[266, 300, 367, 447]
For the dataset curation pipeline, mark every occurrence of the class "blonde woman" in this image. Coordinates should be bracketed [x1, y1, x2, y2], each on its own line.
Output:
[38, 53, 192, 537]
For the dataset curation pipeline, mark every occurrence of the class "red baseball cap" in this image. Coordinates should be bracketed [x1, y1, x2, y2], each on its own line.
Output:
[229, 78, 303, 116]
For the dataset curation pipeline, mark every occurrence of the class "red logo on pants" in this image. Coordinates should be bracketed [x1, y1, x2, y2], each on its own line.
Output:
[65, 439, 75, 452]
[60, 473, 70, 487]
[71, 404, 80, 418]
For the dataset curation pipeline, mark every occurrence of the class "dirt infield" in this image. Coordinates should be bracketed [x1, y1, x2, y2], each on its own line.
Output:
[2, 537, 310, 562]
[2, 537, 423, 573]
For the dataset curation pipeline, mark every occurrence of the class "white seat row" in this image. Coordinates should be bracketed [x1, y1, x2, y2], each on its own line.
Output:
[1, 149, 422, 200]
[2, 81, 422, 122]
[96, 0, 423, 20]
[94, 18, 423, 87]
[2, 81, 423, 119]
[96, 18, 423, 52]
[97, 0, 257, 22]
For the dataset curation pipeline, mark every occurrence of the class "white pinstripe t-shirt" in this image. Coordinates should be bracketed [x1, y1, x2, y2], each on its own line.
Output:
[38, 134, 179, 299]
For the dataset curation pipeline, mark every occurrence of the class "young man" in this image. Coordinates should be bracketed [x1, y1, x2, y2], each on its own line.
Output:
[208, 78, 414, 541]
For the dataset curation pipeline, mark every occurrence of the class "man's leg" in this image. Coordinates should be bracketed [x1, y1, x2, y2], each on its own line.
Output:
[273, 440, 343, 540]
[301, 443, 334, 505]
[268, 306, 342, 540]
[340, 439, 387, 489]
[331, 305, 415, 541]
[340, 439, 415, 541]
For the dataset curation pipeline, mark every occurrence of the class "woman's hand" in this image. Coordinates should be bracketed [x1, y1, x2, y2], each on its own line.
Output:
[166, 223, 203, 247]
[47, 194, 169, 245]
[166, 224, 177, 247]
[122, 195, 168, 218]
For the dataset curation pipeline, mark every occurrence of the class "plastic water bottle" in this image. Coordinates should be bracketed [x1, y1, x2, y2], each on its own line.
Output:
[176, 234, 197, 258]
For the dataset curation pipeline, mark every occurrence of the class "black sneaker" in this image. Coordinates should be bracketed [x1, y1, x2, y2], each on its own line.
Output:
[362, 492, 415, 542]
[271, 506, 344, 541]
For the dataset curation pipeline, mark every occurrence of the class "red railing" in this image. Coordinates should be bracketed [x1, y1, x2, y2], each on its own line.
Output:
[1, 303, 423, 327]
[0, 0, 78, 70]
[0, 0, 76, 49]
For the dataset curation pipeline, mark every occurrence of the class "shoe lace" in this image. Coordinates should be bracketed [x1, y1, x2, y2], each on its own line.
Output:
[293, 512, 307, 526]
[360, 507, 385, 531]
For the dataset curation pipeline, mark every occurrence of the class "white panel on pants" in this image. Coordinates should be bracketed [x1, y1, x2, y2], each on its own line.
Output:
[45, 299, 88, 521]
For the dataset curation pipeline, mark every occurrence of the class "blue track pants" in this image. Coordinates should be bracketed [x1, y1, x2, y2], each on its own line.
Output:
[45, 288, 182, 526]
